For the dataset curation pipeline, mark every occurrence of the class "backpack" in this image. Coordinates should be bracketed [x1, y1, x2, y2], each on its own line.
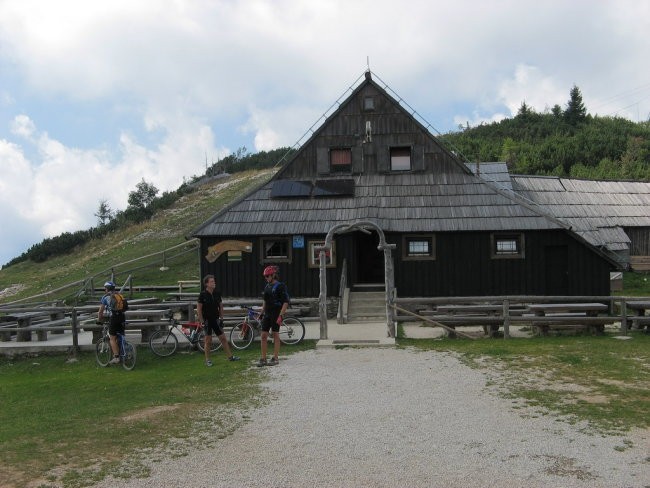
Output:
[112, 292, 129, 313]
[272, 282, 290, 307]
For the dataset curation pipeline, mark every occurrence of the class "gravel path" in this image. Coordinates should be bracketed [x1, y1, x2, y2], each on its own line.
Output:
[94, 348, 649, 488]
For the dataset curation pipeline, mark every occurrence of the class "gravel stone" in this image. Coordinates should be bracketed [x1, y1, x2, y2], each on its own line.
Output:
[93, 347, 649, 488]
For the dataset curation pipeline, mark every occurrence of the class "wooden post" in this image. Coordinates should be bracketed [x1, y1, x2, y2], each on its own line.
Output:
[71, 309, 79, 355]
[503, 299, 510, 339]
[16, 316, 32, 342]
[318, 247, 328, 339]
[620, 299, 628, 335]
[382, 243, 397, 338]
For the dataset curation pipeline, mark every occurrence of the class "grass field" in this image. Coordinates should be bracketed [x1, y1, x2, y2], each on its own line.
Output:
[2, 331, 649, 488]
[0, 341, 314, 488]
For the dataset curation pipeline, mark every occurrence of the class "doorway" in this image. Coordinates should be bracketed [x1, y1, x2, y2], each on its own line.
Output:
[355, 231, 384, 284]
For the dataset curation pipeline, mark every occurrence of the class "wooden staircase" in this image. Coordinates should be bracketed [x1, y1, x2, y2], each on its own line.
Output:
[347, 287, 386, 323]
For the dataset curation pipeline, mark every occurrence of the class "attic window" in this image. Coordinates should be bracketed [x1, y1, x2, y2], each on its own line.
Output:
[363, 96, 375, 111]
[491, 233, 525, 259]
[390, 147, 411, 171]
[330, 148, 352, 173]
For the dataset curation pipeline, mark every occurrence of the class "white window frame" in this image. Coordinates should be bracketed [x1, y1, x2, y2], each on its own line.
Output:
[308, 240, 336, 268]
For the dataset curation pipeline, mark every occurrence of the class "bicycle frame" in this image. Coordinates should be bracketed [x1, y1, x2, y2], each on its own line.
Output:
[230, 307, 305, 349]
[95, 322, 136, 370]
[149, 319, 221, 357]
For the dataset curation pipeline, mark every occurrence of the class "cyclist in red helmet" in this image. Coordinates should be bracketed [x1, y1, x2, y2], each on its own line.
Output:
[257, 265, 289, 367]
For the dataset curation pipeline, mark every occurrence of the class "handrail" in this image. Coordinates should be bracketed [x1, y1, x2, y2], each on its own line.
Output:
[337, 258, 348, 324]
[1, 239, 199, 306]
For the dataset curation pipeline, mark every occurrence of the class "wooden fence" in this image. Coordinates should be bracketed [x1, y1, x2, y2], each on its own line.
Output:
[1, 295, 648, 352]
[393, 295, 650, 337]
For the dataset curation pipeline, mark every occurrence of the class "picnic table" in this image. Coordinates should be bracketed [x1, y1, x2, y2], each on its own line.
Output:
[436, 304, 503, 314]
[527, 303, 608, 316]
[1, 311, 50, 341]
[526, 302, 610, 335]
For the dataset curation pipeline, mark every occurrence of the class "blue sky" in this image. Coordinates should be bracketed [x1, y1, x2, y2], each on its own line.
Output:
[1, 0, 649, 269]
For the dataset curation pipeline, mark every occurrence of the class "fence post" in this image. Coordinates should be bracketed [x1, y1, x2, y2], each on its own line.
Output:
[71, 308, 79, 356]
[503, 299, 510, 339]
[620, 299, 628, 335]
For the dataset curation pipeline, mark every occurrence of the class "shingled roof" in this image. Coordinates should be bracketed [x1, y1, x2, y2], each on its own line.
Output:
[192, 74, 569, 239]
[466, 162, 650, 262]
[192, 167, 568, 237]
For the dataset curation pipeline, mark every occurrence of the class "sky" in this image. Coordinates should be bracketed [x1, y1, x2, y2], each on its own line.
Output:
[1, 0, 649, 268]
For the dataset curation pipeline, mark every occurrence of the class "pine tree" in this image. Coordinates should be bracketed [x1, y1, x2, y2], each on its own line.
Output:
[564, 85, 587, 126]
[94, 199, 113, 226]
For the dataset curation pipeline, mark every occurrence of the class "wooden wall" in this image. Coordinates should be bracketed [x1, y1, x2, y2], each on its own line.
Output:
[199, 229, 612, 299]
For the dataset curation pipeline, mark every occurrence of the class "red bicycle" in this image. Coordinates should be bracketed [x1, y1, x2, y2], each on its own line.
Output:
[149, 319, 221, 357]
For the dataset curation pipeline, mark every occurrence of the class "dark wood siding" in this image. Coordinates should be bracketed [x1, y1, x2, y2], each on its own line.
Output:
[391, 230, 611, 297]
[200, 236, 342, 299]
[201, 229, 611, 299]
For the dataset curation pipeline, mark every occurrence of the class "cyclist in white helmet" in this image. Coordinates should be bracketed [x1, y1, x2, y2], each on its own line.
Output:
[97, 281, 125, 365]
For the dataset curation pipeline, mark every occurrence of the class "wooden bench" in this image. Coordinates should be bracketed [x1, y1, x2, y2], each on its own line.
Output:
[429, 304, 526, 336]
[178, 280, 200, 293]
[626, 301, 650, 331]
[0, 322, 17, 341]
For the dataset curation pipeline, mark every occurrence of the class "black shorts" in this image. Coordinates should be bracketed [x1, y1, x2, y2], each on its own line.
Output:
[261, 311, 280, 333]
[204, 318, 225, 336]
[109, 313, 126, 336]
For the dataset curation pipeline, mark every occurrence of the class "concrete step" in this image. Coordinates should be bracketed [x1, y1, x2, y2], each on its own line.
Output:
[351, 283, 385, 293]
[349, 291, 385, 301]
[347, 290, 387, 324]
[348, 316, 387, 323]
[349, 303, 385, 313]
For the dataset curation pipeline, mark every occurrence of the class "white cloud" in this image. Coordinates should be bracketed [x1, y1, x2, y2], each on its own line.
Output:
[10, 115, 36, 139]
[0, 114, 217, 263]
[1, 0, 650, 265]
[497, 64, 566, 115]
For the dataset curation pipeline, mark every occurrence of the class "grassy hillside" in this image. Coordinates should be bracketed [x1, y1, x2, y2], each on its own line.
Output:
[0, 169, 275, 304]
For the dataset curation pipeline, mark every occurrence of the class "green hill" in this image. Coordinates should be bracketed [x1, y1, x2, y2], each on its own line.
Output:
[0, 169, 274, 304]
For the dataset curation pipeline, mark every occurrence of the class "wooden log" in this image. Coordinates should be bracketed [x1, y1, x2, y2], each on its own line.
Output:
[392, 305, 476, 340]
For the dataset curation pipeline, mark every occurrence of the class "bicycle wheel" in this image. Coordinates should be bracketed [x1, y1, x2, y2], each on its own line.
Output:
[95, 337, 112, 367]
[279, 317, 305, 345]
[196, 329, 222, 353]
[122, 341, 137, 371]
[149, 328, 178, 357]
[230, 321, 255, 350]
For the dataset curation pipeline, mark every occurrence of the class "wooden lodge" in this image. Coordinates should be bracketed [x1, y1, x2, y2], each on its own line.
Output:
[191, 71, 631, 300]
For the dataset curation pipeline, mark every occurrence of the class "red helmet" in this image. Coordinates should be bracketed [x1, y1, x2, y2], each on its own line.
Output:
[263, 265, 278, 277]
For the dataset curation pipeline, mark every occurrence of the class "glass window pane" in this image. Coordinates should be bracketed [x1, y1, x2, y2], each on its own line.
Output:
[408, 240, 430, 255]
[264, 240, 288, 258]
[496, 239, 518, 254]
[391, 147, 411, 171]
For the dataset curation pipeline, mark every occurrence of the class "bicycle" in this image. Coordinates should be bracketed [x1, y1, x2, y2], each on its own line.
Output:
[95, 322, 137, 370]
[149, 319, 221, 357]
[229, 307, 305, 350]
